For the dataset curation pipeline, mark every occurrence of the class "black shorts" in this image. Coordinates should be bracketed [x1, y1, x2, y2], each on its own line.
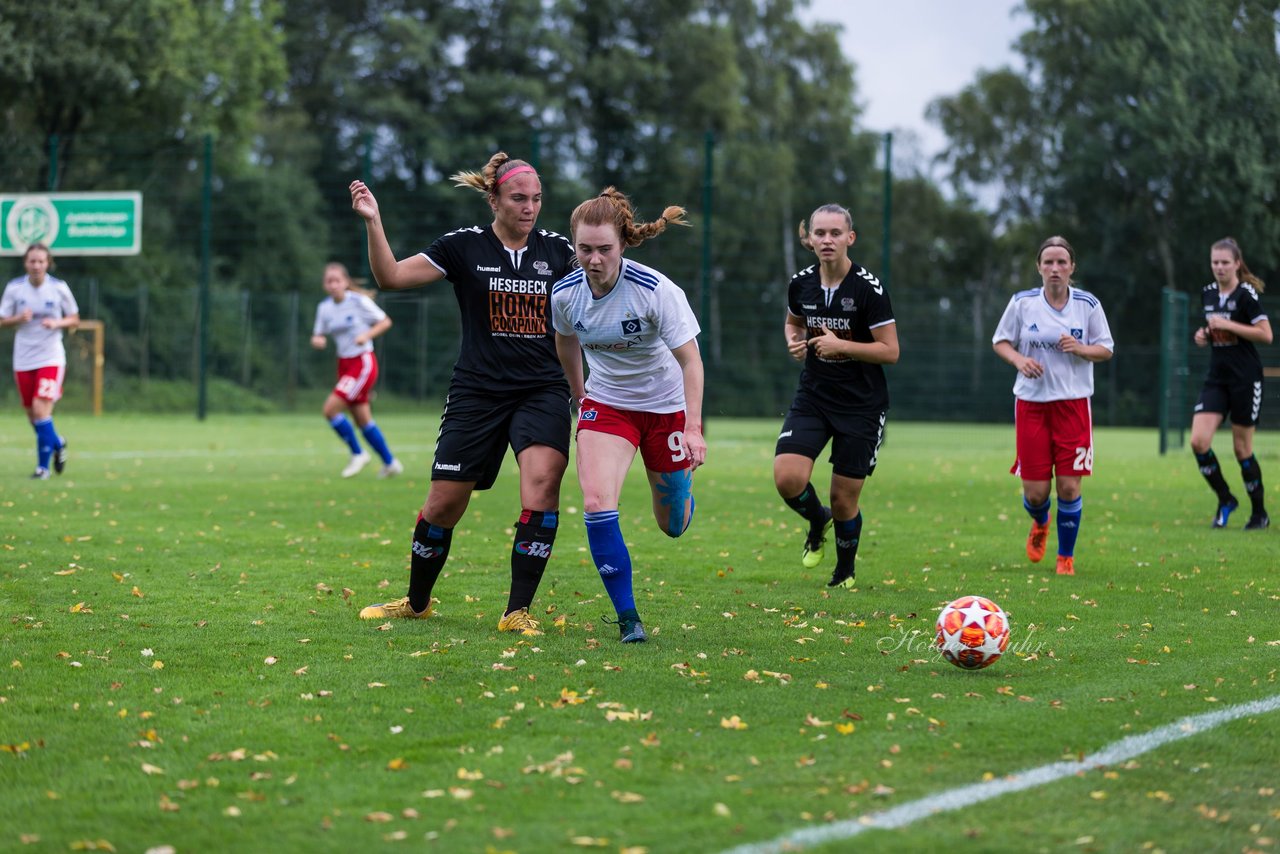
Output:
[433, 381, 571, 489]
[774, 391, 886, 479]
[1195, 380, 1262, 428]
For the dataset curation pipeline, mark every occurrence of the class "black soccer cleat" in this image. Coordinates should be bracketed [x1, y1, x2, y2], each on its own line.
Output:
[1244, 513, 1270, 531]
[827, 563, 855, 589]
[1212, 497, 1239, 529]
[604, 614, 647, 643]
[53, 441, 68, 475]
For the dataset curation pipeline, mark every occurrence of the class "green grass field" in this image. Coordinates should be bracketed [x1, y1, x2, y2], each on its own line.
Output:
[1, 413, 1277, 853]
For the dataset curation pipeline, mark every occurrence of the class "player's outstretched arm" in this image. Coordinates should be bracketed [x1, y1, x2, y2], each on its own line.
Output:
[349, 180, 445, 292]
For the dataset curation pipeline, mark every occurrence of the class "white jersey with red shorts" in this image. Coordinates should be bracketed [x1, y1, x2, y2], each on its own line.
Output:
[552, 258, 700, 471]
[2, 275, 79, 371]
[313, 292, 386, 358]
[550, 258, 700, 414]
[993, 285, 1114, 481]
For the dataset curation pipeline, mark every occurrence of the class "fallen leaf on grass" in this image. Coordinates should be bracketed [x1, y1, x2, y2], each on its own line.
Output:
[69, 602, 92, 614]
[611, 790, 644, 804]
[387, 758, 407, 771]
[569, 837, 609, 847]
[69, 841, 116, 851]
[141, 763, 165, 776]
[720, 715, 748, 730]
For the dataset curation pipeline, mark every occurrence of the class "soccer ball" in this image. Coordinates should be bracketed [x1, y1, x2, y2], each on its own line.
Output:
[934, 595, 1011, 670]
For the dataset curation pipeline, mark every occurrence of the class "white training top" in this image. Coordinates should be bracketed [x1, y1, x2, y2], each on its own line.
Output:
[992, 285, 1114, 402]
[312, 292, 387, 358]
[1, 275, 79, 371]
[551, 258, 701, 413]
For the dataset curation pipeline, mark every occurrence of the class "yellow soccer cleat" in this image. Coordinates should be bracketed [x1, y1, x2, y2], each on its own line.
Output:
[359, 596, 432, 620]
[801, 509, 833, 569]
[497, 607, 543, 636]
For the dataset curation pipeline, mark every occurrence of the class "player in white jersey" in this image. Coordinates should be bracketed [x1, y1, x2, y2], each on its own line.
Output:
[0, 243, 79, 479]
[310, 262, 401, 479]
[992, 236, 1114, 576]
[552, 187, 705, 644]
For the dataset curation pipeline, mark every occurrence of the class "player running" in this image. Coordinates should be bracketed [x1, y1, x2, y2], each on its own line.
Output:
[310, 261, 401, 479]
[773, 204, 898, 589]
[1, 243, 79, 479]
[1189, 237, 1272, 530]
[551, 187, 704, 644]
[992, 236, 1114, 576]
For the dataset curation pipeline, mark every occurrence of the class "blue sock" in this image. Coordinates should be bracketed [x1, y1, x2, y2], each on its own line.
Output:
[360, 421, 394, 464]
[33, 418, 58, 470]
[1057, 496, 1082, 557]
[584, 510, 635, 617]
[329, 414, 362, 455]
[1024, 496, 1051, 525]
[656, 469, 694, 537]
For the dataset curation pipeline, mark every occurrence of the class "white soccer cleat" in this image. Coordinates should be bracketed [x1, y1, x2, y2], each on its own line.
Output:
[378, 459, 404, 479]
[341, 452, 371, 478]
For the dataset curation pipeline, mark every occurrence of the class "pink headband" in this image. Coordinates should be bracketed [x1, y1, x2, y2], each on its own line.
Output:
[496, 165, 537, 186]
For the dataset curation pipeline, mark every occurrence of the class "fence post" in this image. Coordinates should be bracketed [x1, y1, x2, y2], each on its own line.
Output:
[287, 291, 299, 410]
[699, 130, 714, 361]
[240, 290, 253, 387]
[358, 131, 373, 284]
[881, 132, 893, 290]
[47, 134, 58, 191]
[197, 133, 213, 420]
[138, 284, 149, 383]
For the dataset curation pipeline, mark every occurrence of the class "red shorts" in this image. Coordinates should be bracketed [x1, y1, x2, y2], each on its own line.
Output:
[15, 365, 65, 407]
[577, 397, 691, 473]
[333, 353, 378, 404]
[1011, 398, 1094, 481]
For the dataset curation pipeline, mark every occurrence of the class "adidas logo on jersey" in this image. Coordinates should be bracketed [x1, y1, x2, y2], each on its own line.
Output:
[573, 320, 587, 332]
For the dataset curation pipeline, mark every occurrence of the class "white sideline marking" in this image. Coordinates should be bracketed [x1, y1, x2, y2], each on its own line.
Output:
[721, 693, 1280, 854]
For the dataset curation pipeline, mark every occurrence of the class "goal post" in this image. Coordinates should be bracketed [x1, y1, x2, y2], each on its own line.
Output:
[68, 319, 104, 416]
[1157, 288, 1189, 455]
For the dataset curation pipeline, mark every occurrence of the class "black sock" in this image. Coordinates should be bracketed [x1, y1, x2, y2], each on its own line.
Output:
[408, 516, 452, 612]
[1194, 450, 1235, 504]
[1241, 455, 1266, 515]
[834, 513, 862, 574]
[507, 509, 558, 614]
[784, 482, 827, 532]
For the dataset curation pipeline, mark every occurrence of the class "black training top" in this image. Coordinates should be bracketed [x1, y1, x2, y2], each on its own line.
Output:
[1199, 281, 1266, 386]
[423, 224, 577, 391]
[786, 262, 896, 412]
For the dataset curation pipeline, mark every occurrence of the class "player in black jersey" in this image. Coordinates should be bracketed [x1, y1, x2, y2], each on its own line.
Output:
[773, 204, 899, 588]
[351, 152, 577, 634]
[1190, 237, 1273, 530]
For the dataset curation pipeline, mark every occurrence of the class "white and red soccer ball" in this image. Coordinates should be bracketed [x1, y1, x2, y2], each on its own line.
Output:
[934, 595, 1011, 670]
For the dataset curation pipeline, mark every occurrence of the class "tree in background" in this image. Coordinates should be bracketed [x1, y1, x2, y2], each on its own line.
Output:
[931, 0, 1280, 349]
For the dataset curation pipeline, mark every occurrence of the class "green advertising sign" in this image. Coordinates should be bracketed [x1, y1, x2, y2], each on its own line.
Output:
[0, 192, 142, 256]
